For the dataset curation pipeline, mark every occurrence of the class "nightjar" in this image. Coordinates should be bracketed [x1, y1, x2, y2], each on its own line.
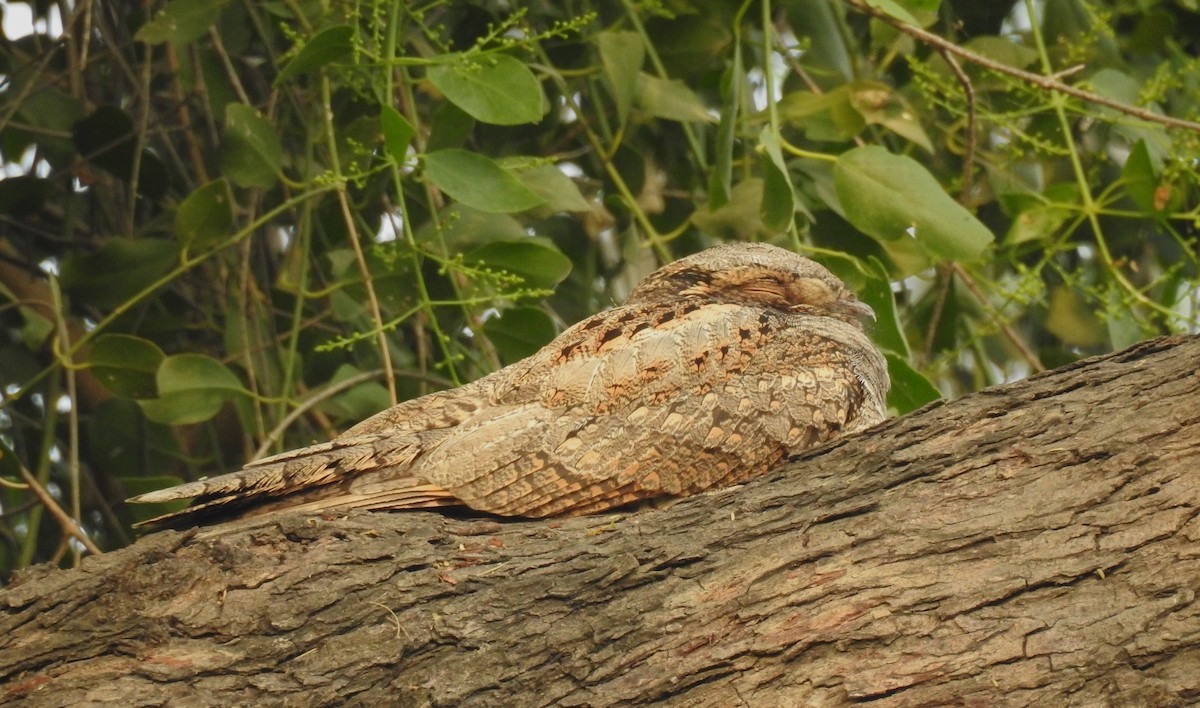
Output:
[130, 242, 889, 526]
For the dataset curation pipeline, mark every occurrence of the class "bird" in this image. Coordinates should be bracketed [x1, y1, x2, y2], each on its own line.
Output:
[129, 242, 890, 528]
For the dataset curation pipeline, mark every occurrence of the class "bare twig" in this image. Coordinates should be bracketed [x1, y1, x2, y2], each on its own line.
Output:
[939, 50, 976, 205]
[15, 462, 103, 557]
[950, 262, 1045, 373]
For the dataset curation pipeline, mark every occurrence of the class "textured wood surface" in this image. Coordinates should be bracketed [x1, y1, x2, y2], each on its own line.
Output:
[2, 335, 1198, 706]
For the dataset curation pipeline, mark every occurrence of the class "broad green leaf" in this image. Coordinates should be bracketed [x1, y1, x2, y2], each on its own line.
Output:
[598, 31, 644, 124]
[424, 149, 546, 213]
[778, 88, 864, 142]
[73, 106, 171, 199]
[176, 178, 233, 254]
[425, 102, 475, 151]
[88, 335, 165, 399]
[136, 0, 231, 45]
[157, 354, 246, 394]
[847, 81, 932, 152]
[636, 73, 714, 123]
[90, 399, 181, 489]
[507, 163, 591, 213]
[320, 365, 391, 421]
[758, 129, 796, 231]
[483, 306, 558, 363]
[859, 257, 908, 358]
[1046, 286, 1105, 347]
[0, 176, 53, 216]
[864, 0, 920, 26]
[962, 36, 1037, 70]
[692, 179, 765, 241]
[786, 0, 853, 82]
[380, 105, 415, 163]
[427, 54, 542, 126]
[274, 25, 354, 85]
[14, 87, 82, 167]
[416, 204, 528, 251]
[1006, 202, 1071, 245]
[885, 353, 942, 414]
[59, 238, 180, 309]
[1088, 69, 1171, 162]
[834, 146, 993, 262]
[221, 103, 283, 188]
[1105, 285, 1149, 351]
[141, 354, 246, 424]
[467, 239, 572, 291]
[1121, 140, 1176, 214]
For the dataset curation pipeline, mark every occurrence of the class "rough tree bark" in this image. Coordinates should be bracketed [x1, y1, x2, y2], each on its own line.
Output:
[2, 335, 1198, 707]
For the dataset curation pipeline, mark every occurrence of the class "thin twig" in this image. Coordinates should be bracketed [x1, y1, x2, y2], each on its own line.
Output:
[949, 262, 1045, 373]
[939, 49, 976, 206]
[16, 462, 103, 557]
[922, 265, 952, 365]
[844, 0, 1200, 134]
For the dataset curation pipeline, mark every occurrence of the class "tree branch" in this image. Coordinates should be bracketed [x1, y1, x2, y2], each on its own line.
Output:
[3, 335, 1198, 704]
[845, 0, 1200, 134]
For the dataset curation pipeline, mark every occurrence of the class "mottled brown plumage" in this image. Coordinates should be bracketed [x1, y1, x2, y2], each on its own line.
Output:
[130, 242, 889, 527]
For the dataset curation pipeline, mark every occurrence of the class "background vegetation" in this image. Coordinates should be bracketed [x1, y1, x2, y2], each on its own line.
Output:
[1, 0, 1197, 575]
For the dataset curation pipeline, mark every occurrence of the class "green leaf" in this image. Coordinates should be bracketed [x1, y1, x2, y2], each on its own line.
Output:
[962, 36, 1037, 70]
[176, 178, 233, 254]
[141, 354, 246, 424]
[72, 106, 171, 199]
[136, 0, 231, 45]
[13, 87, 83, 167]
[692, 179, 765, 241]
[425, 102, 475, 152]
[417, 204, 528, 251]
[885, 353, 942, 414]
[0, 176, 53, 216]
[834, 146, 993, 262]
[636, 73, 714, 123]
[220, 103, 283, 189]
[90, 399, 181, 496]
[1046, 286, 1105, 347]
[859, 257, 909, 358]
[507, 163, 591, 213]
[847, 80, 932, 152]
[467, 239, 572, 291]
[424, 149, 546, 213]
[380, 105, 415, 163]
[758, 129, 796, 231]
[274, 25, 354, 85]
[88, 335, 165, 399]
[483, 306, 558, 363]
[598, 31, 644, 124]
[864, 0, 920, 26]
[427, 54, 543, 126]
[1006, 202, 1071, 245]
[1121, 139, 1170, 214]
[59, 238, 180, 309]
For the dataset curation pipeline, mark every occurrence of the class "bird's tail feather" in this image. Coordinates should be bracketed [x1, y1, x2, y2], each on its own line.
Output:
[127, 432, 446, 528]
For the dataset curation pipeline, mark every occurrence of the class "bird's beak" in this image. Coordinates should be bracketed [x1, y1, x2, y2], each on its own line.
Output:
[841, 297, 876, 321]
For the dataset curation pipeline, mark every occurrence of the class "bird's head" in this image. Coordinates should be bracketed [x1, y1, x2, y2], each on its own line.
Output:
[625, 242, 875, 325]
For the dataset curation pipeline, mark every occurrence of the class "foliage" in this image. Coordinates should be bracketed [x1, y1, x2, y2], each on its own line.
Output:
[0, 0, 1197, 574]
